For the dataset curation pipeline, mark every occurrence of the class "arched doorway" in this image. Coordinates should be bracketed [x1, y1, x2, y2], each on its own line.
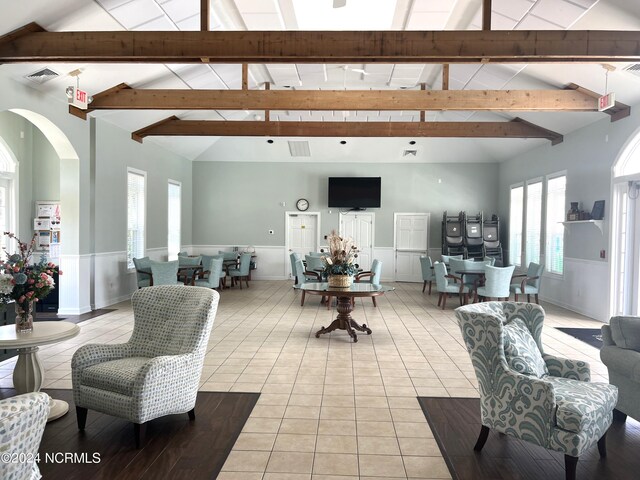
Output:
[610, 127, 640, 316]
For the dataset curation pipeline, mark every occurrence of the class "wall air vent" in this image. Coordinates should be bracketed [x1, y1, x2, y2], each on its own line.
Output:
[24, 68, 60, 84]
[288, 140, 311, 157]
[622, 64, 640, 78]
[403, 149, 418, 157]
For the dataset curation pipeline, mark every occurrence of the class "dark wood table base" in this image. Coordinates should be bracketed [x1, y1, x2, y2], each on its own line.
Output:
[315, 296, 372, 342]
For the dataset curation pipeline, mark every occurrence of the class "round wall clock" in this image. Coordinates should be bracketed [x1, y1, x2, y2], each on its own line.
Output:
[296, 198, 310, 211]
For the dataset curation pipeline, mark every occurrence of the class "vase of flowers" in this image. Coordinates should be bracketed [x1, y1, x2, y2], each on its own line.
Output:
[321, 230, 359, 288]
[0, 232, 61, 333]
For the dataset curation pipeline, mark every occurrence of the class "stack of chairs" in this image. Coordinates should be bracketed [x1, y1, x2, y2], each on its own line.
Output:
[483, 214, 503, 265]
[464, 212, 484, 259]
[441, 211, 466, 257]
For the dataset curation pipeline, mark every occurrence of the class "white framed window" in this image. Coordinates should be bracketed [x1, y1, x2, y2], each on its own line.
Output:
[509, 184, 524, 267]
[167, 180, 181, 261]
[0, 139, 17, 250]
[127, 168, 146, 269]
[545, 173, 566, 276]
[525, 179, 543, 266]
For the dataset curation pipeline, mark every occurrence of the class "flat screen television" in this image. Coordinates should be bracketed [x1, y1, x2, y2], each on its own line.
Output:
[328, 177, 381, 209]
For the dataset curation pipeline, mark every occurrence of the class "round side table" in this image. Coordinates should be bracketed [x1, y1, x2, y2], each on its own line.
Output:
[0, 321, 80, 421]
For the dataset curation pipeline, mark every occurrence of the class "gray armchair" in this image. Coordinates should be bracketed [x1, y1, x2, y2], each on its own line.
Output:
[72, 286, 219, 448]
[0, 392, 50, 480]
[601, 315, 640, 422]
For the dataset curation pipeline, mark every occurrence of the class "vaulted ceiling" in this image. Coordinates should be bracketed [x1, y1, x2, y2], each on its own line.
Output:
[1, 0, 640, 162]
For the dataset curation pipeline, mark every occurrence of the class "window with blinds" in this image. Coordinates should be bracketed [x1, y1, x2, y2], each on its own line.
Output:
[526, 180, 543, 265]
[167, 181, 181, 261]
[509, 185, 524, 267]
[127, 170, 146, 269]
[545, 175, 566, 275]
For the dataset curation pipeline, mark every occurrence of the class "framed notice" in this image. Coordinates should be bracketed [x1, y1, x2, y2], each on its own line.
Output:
[591, 200, 605, 220]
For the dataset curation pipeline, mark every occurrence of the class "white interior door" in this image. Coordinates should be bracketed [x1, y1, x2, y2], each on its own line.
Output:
[395, 213, 429, 282]
[340, 212, 374, 271]
[286, 213, 319, 277]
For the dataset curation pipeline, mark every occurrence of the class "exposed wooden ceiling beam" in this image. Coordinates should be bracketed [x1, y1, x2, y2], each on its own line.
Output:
[565, 82, 631, 121]
[483, 0, 492, 31]
[201, 0, 210, 32]
[442, 65, 449, 90]
[131, 118, 563, 144]
[2, 24, 640, 64]
[73, 87, 598, 115]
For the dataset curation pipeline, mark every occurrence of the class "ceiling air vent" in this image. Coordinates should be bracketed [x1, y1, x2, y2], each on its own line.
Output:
[403, 149, 418, 157]
[622, 64, 640, 78]
[24, 68, 60, 84]
[288, 140, 311, 157]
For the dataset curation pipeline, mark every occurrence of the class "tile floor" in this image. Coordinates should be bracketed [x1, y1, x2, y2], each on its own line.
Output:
[0, 280, 610, 479]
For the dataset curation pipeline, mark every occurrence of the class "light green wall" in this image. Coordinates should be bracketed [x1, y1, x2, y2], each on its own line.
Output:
[498, 107, 640, 262]
[94, 120, 193, 252]
[192, 161, 500, 248]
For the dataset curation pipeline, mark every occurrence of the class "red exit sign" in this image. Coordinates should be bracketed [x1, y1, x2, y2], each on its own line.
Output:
[68, 86, 89, 109]
[598, 92, 615, 112]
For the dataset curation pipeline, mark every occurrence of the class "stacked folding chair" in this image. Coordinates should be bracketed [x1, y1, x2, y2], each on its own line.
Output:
[464, 212, 484, 259]
[441, 211, 466, 257]
[483, 214, 503, 265]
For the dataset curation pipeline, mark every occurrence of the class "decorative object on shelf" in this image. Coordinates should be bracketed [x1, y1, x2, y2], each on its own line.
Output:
[0, 232, 61, 333]
[591, 200, 605, 220]
[567, 202, 580, 221]
[321, 230, 359, 287]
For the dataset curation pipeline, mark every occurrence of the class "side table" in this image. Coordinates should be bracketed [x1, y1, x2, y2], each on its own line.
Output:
[0, 321, 80, 421]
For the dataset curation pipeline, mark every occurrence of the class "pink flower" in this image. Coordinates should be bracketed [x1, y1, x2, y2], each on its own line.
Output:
[40, 273, 48, 280]
[36, 283, 43, 288]
[13, 267, 19, 272]
[28, 279, 34, 284]
[25, 291, 33, 298]
[59, 270, 63, 275]
[18, 295, 25, 303]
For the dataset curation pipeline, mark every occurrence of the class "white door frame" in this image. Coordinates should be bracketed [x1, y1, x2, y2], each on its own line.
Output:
[393, 212, 430, 282]
[339, 211, 375, 270]
[284, 211, 321, 278]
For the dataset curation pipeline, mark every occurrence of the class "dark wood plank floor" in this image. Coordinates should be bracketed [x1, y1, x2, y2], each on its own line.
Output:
[419, 397, 640, 480]
[28, 389, 259, 480]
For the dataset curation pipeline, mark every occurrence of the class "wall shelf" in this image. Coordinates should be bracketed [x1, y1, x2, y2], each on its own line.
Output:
[561, 219, 604, 234]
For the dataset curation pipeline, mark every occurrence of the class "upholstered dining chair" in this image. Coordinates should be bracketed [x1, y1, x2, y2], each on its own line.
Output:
[304, 254, 325, 273]
[449, 258, 481, 292]
[194, 257, 225, 290]
[510, 262, 544, 303]
[72, 286, 219, 448]
[483, 256, 496, 266]
[201, 254, 226, 287]
[355, 259, 382, 307]
[441, 254, 463, 264]
[228, 252, 252, 289]
[178, 255, 202, 285]
[455, 302, 617, 480]
[473, 265, 515, 302]
[294, 257, 322, 306]
[0, 392, 50, 480]
[132, 256, 152, 288]
[434, 262, 469, 309]
[149, 260, 184, 286]
[289, 252, 301, 285]
[419, 256, 436, 294]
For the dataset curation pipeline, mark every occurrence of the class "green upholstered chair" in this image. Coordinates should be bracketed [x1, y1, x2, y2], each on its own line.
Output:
[304, 254, 325, 273]
[290, 252, 301, 284]
[600, 315, 640, 423]
[218, 251, 238, 262]
[201, 254, 226, 287]
[434, 262, 469, 309]
[133, 256, 152, 288]
[510, 262, 544, 303]
[149, 260, 183, 286]
[441, 254, 463, 264]
[228, 253, 252, 289]
[456, 302, 617, 480]
[195, 257, 225, 290]
[178, 251, 188, 257]
[474, 265, 515, 302]
[483, 256, 496, 266]
[308, 252, 324, 257]
[178, 255, 202, 285]
[419, 256, 436, 294]
[355, 259, 382, 307]
[294, 257, 321, 306]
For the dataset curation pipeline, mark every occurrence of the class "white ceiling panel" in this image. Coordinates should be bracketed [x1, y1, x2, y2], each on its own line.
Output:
[529, 0, 588, 29]
[242, 13, 284, 30]
[109, 0, 165, 29]
[96, 0, 131, 10]
[492, 0, 534, 21]
[186, 72, 228, 89]
[450, 65, 482, 85]
[516, 14, 561, 29]
[235, 0, 281, 14]
[168, 65, 212, 82]
[161, 0, 199, 23]
[266, 65, 301, 86]
[210, 64, 242, 89]
[296, 65, 328, 83]
[133, 15, 176, 31]
[406, 12, 451, 30]
[218, 110, 252, 120]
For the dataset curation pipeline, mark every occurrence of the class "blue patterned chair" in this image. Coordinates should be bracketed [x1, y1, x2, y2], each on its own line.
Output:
[228, 252, 252, 289]
[419, 256, 435, 294]
[474, 265, 515, 302]
[510, 261, 544, 304]
[132, 256, 152, 288]
[456, 302, 617, 480]
[72, 286, 219, 448]
[194, 257, 225, 290]
[0, 392, 50, 480]
[434, 262, 469, 309]
[355, 259, 382, 307]
[149, 260, 183, 286]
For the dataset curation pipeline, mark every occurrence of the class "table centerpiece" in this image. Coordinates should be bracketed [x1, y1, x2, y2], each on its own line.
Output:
[321, 230, 359, 288]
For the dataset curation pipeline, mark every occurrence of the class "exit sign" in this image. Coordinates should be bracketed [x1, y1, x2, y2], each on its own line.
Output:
[598, 92, 615, 112]
[68, 86, 89, 109]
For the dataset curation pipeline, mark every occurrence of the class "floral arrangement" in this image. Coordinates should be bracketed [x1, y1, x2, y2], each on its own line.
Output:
[321, 230, 359, 276]
[0, 232, 61, 314]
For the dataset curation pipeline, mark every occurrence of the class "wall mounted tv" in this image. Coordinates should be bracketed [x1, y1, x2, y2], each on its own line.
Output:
[328, 177, 381, 209]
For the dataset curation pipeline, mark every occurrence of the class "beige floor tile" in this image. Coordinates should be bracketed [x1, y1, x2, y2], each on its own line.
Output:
[318, 419, 357, 436]
[357, 436, 401, 455]
[322, 395, 355, 407]
[285, 405, 321, 419]
[233, 432, 277, 451]
[279, 418, 320, 435]
[264, 473, 311, 479]
[358, 454, 406, 477]
[217, 472, 263, 480]
[273, 433, 318, 452]
[390, 408, 428, 423]
[397, 437, 441, 456]
[242, 417, 282, 434]
[289, 394, 323, 406]
[252, 404, 287, 418]
[403, 455, 451, 478]
[393, 422, 434, 438]
[356, 407, 393, 422]
[313, 453, 359, 476]
[320, 406, 356, 420]
[356, 421, 397, 437]
[267, 451, 314, 474]
[355, 396, 389, 409]
[221, 450, 271, 472]
[315, 435, 358, 454]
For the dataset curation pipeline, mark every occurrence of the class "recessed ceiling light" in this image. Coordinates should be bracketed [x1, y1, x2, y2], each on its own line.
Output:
[267, 139, 274, 144]
[409, 140, 416, 145]
[340, 140, 347, 145]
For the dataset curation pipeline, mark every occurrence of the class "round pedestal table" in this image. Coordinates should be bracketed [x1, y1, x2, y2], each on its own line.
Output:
[0, 321, 80, 421]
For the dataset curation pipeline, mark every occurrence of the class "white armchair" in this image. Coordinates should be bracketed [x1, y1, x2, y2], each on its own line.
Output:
[72, 285, 219, 447]
[0, 392, 50, 480]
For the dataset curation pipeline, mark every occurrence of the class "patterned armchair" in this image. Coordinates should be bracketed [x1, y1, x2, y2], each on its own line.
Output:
[456, 302, 617, 480]
[72, 286, 219, 448]
[0, 392, 50, 480]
